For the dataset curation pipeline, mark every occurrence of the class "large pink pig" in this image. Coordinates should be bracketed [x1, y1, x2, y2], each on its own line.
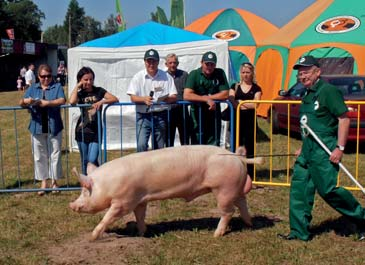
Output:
[70, 145, 263, 240]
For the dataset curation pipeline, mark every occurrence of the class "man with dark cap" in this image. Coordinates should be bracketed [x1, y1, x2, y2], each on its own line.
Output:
[184, 51, 229, 146]
[278, 55, 365, 241]
[127, 48, 177, 152]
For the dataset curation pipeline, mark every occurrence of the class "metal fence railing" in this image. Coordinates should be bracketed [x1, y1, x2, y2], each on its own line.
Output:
[0, 100, 363, 193]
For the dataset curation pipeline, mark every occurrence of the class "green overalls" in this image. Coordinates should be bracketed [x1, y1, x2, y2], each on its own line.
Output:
[288, 79, 365, 240]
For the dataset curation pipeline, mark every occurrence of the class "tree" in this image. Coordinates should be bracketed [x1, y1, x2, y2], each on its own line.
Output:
[1, 0, 44, 41]
[64, 0, 85, 47]
[78, 16, 103, 43]
[103, 14, 118, 36]
[43, 25, 67, 45]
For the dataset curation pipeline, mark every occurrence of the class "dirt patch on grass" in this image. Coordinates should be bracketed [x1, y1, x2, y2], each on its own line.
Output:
[47, 202, 163, 264]
[48, 233, 149, 265]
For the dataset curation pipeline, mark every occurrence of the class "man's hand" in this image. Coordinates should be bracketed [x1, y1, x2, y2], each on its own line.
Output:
[330, 148, 343, 164]
[206, 98, 216, 110]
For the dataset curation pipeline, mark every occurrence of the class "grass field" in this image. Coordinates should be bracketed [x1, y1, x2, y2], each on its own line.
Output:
[0, 91, 364, 264]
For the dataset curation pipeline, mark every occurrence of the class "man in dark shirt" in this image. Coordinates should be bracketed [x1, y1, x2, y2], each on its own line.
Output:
[165, 53, 190, 146]
[184, 51, 229, 146]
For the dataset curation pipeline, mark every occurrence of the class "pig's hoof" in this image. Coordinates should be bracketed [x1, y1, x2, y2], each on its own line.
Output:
[213, 230, 225, 237]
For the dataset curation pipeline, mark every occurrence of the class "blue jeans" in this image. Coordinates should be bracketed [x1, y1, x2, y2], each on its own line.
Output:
[77, 141, 99, 174]
[136, 111, 167, 152]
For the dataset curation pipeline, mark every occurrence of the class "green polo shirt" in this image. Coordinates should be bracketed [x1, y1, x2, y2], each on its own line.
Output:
[300, 78, 348, 137]
[185, 67, 229, 96]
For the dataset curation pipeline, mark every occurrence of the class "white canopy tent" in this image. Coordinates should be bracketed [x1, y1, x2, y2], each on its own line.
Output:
[67, 22, 229, 149]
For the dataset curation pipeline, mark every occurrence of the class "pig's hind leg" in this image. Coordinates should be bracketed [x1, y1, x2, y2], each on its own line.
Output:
[91, 204, 129, 241]
[213, 191, 236, 237]
[234, 196, 252, 227]
[134, 202, 147, 236]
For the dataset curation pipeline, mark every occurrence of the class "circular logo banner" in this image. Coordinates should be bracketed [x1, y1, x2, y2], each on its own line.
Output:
[316, 16, 360, 34]
[212, 29, 240, 41]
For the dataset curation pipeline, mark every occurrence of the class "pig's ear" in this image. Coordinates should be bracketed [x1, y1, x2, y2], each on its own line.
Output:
[79, 173, 93, 191]
[86, 162, 97, 175]
[235, 146, 247, 156]
[72, 167, 93, 191]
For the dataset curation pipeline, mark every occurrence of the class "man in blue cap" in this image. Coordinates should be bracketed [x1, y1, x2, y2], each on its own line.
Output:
[278, 55, 365, 241]
[184, 51, 229, 146]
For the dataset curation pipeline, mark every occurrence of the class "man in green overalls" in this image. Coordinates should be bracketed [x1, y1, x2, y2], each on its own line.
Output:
[184, 51, 229, 146]
[279, 55, 365, 241]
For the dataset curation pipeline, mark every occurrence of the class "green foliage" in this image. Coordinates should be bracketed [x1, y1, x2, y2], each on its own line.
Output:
[170, 0, 185, 28]
[42, 0, 118, 46]
[102, 14, 118, 36]
[151, 0, 185, 28]
[78, 16, 103, 44]
[64, 0, 85, 47]
[43, 25, 67, 45]
[0, 0, 44, 41]
[151, 6, 169, 25]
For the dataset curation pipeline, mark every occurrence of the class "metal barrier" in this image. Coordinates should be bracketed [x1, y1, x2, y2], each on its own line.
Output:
[1, 100, 362, 193]
[0, 101, 235, 193]
[101, 100, 235, 162]
[236, 99, 365, 191]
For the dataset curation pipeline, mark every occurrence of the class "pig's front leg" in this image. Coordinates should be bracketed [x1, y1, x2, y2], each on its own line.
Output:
[234, 196, 252, 227]
[91, 205, 126, 241]
[134, 202, 147, 236]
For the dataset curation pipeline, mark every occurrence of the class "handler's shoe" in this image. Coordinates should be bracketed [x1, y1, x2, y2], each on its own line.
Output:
[277, 233, 297, 241]
[358, 232, 365, 241]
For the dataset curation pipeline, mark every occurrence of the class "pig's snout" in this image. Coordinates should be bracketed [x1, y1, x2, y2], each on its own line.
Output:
[69, 201, 81, 212]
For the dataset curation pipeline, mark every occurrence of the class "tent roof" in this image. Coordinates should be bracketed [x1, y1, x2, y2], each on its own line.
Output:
[80, 21, 213, 48]
[185, 8, 278, 46]
[260, 0, 365, 47]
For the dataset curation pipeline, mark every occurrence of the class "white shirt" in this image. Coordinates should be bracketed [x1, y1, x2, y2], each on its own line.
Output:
[127, 69, 177, 113]
[25, 69, 35, 85]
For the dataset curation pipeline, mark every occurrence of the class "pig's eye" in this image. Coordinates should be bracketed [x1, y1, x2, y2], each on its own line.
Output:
[82, 188, 91, 197]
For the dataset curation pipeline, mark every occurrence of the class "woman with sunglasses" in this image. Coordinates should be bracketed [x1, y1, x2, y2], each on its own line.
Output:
[20, 64, 66, 195]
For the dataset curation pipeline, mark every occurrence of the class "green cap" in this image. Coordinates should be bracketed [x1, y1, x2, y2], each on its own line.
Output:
[293, 55, 319, 69]
[202, 51, 217, 64]
[144, 49, 160, 61]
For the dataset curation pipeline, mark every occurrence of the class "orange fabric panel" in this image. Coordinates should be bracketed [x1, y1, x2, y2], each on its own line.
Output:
[184, 9, 225, 33]
[255, 49, 284, 117]
[229, 46, 257, 63]
[260, 0, 333, 47]
[233, 8, 278, 43]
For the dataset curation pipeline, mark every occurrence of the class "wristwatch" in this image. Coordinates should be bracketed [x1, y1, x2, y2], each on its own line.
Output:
[336, 145, 345, 151]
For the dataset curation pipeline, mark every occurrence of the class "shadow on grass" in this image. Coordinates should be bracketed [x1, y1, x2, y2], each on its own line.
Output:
[310, 216, 358, 238]
[255, 168, 293, 181]
[107, 215, 277, 238]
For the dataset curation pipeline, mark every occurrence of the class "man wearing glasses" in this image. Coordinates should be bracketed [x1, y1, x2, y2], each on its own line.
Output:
[184, 51, 229, 146]
[279, 55, 365, 241]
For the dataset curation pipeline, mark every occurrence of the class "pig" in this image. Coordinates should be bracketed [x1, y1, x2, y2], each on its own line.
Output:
[69, 145, 263, 240]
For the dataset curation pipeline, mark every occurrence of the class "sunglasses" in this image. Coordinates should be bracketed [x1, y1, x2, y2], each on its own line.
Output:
[39, 74, 52, 79]
[241, 62, 253, 67]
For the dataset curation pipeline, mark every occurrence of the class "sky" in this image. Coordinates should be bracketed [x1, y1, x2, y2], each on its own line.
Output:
[32, 0, 316, 31]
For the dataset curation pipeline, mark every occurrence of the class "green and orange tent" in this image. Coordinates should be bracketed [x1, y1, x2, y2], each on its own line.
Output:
[255, 0, 365, 117]
[185, 8, 278, 82]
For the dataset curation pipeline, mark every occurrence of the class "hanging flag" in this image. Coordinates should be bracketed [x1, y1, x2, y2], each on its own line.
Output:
[115, 0, 126, 32]
[6, 28, 15, 40]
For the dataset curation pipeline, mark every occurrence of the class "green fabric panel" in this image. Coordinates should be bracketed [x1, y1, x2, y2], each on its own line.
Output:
[229, 50, 249, 83]
[203, 8, 255, 46]
[292, 0, 365, 47]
